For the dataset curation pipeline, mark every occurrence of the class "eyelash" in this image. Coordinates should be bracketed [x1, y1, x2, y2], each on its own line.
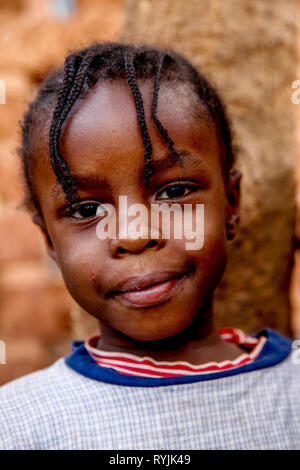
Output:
[156, 182, 199, 200]
[63, 201, 106, 220]
[64, 182, 200, 220]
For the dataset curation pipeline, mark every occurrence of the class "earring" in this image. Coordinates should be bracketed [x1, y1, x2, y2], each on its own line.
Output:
[226, 221, 235, 240]
[226, 214, 239, 240]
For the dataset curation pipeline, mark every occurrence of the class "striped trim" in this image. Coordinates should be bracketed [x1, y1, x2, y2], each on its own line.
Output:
[84, 328, 267, 378]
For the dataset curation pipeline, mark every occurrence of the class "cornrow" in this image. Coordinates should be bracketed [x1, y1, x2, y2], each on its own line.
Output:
[124, 50, 153, 185]
[19, 42, 236, 214]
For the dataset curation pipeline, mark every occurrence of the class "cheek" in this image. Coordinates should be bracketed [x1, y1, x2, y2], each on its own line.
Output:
[198, 206, 228, 288]
[169, 199, 228, 278]
[54, 230, 107, 300]
[199, 199, 228, 266]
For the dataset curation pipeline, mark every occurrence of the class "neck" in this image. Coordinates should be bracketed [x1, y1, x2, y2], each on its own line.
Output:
[96, 299, 246, 364]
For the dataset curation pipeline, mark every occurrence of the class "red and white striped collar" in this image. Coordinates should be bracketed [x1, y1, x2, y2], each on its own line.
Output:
[84, 328, 267, 379]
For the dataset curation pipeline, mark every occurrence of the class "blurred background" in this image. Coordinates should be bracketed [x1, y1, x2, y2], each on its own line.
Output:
[0, 0, 299, 385]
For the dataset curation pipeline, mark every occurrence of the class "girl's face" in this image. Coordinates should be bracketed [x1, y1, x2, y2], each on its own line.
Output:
[32, 79, 240, 341]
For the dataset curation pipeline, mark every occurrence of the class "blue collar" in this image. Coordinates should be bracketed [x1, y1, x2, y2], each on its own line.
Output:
[65, 329, 292, 387]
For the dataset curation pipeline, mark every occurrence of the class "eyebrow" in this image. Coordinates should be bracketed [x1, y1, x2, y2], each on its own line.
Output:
[50, 149, 203, 199]
[51, 175, 112, 200]
[151, 149, 203, 176]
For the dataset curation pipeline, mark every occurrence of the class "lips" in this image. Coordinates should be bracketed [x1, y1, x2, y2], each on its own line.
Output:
[108, 270, 190, 308]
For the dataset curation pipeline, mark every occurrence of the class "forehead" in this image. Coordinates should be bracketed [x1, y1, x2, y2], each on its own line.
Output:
[33, 78, 221, 201]
[63, 79, 210, 146]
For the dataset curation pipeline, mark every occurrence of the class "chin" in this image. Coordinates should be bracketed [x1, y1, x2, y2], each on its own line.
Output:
[120, 315, 198, 343]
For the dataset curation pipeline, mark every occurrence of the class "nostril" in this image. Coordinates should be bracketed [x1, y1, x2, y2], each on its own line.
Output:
[117, 247, 127, 254]
[112, 237, 163, 258]
[146, 240, 157, 248]
[117, 240, 156, 255]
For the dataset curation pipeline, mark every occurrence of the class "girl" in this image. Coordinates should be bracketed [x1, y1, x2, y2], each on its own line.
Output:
[0, 43, 299, 450]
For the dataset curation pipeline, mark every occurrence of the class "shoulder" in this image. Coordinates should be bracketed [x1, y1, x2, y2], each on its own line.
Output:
[267, 348, 300, 390]
[0, 357, 107, 449]
[0, 357, 75, 404]
[243, 328, 300, 390]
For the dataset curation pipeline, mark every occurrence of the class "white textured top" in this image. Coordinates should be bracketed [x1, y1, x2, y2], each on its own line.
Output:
[0, 329, 299, 450]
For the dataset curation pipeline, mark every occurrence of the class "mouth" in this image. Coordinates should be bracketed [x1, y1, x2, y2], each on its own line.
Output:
[108, 270, 191, 308]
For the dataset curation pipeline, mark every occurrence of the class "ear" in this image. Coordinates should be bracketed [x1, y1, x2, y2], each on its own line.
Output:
[32, 213, 58, 264]
[225, 169, 242, 240]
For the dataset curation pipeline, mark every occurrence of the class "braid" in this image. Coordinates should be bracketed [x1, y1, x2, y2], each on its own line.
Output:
[48, 55, 82, 207]
[49, 52, 97, 209]
[51, 54, 80, 121]
[152, 53, 183, 168]
[124, 50, 153, 186]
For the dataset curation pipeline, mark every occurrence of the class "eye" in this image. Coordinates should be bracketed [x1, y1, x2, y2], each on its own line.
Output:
[68, 202, 107, 220]
[156, 183, 198, 200]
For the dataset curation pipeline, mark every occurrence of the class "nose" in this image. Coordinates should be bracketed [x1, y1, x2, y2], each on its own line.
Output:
[110, 235, 165, 258]
[109, 195, 166, 258]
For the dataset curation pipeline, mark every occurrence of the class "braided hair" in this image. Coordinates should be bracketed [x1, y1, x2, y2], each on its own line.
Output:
[20, 42, 236, 214]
